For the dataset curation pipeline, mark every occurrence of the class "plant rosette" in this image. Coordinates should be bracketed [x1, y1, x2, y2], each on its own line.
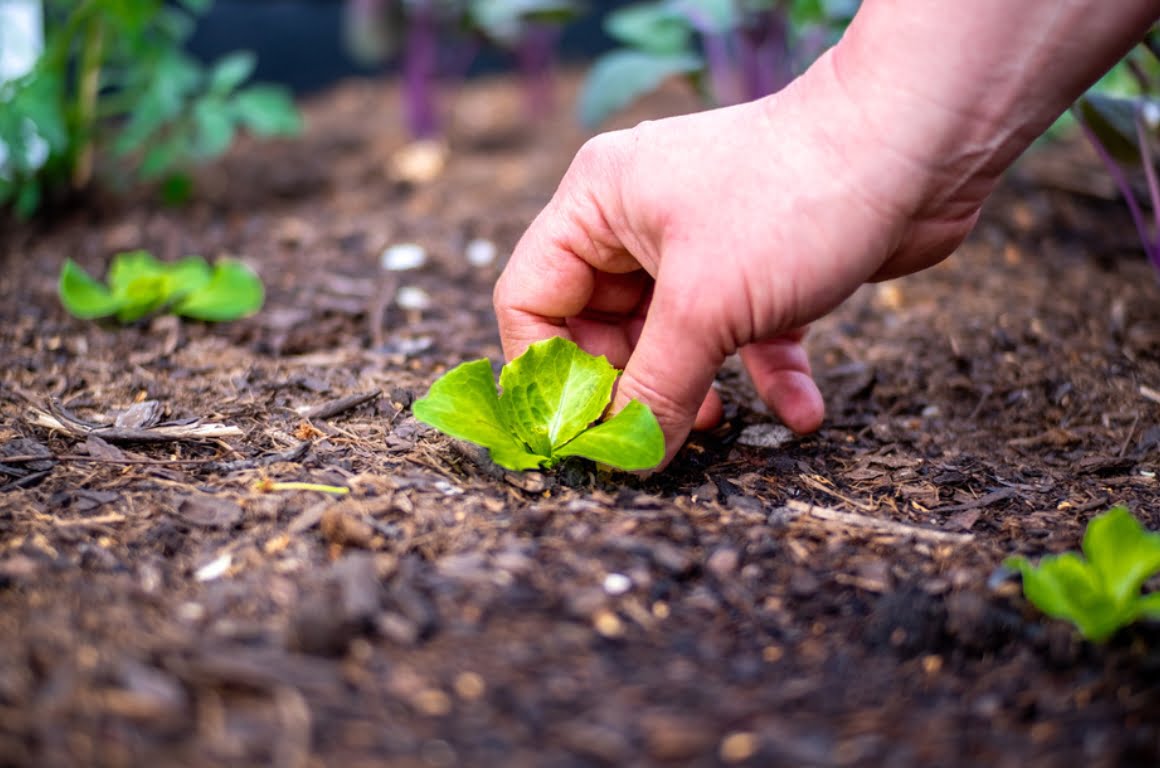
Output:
[58, 249, 264, 323]
[412, 336, 665, 472]
[1005, 505, 1160, 642]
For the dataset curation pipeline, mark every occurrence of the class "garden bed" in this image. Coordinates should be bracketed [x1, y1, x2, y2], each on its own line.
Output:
[1, 73, 1159, 767]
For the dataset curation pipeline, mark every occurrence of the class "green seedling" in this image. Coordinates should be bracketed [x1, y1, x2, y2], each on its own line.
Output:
[1005, 505, 1160, 642]
[412, 336, 665, 472]
[58, 250, 263, 323]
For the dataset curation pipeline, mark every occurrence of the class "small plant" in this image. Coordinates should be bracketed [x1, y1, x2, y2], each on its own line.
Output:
[1072, 29, 1160, 275]
[1004, 505, 1160, 642]
[344, 0, 580, 140]
[578, 0, 856, 128]
[58, 250, 264, 323]
[412, 336, 665, 472]
[0, 0, 301, 216]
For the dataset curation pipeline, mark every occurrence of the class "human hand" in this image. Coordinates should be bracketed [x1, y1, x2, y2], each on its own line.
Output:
[493, 49, 990, 468]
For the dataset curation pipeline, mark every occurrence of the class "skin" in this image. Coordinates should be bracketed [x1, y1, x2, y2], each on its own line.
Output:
[494, 0, 1160, 468]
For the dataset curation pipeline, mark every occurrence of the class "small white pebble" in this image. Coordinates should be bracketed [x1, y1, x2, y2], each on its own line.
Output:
[176, 602, 206, 622]
[603, 572, 631, 595]
[381, 242, 427, 271]
[1142, 100, 1160, 130]
[921, 404, 941, 419]
[396, 285, 432, 311]
[736, 423, 794, 449]
[194, 553, 232, 582]
[465, 238, 497, 267]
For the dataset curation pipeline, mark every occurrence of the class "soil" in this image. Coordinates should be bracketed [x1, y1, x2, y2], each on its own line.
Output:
[1, 73, 1159, 768]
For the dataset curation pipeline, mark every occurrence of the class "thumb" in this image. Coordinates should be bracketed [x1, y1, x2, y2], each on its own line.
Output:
[613, 286, 725, 469]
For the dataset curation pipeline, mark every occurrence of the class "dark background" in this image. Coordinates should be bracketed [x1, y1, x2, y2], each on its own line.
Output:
[186, 0, 624, 93]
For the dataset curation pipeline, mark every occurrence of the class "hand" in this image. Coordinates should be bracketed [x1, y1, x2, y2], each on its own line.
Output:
[493, 49, 989, 468]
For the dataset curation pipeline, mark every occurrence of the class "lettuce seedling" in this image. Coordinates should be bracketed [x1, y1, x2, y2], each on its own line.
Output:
[412, 336, 665, 472]
[58, 250, 263, 323]
[1004, 505, 1160, 642]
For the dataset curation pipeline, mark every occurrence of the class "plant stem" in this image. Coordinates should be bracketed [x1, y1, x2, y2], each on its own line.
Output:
[1134, 108, 1160, 271]
[679, 4, 736, 106]
[738, 7, 792, 101]
[404, 0, 439, 140]
[517, 23, 559, 120]
[73, 15, 104, 189]
[1074, 108, 1159, 274]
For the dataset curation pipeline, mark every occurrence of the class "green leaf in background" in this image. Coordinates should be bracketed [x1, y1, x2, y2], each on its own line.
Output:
[1004, 506, 1160, 642]
[498, 335, 618, 457]
[1076, 93, 1147, 165]
[412, 337, 666, 473]
[232, 86, 303, 137]
[173, 258, 264, 321]
[58, 259, 122, 319]
[604, 2, 693, 53]
[555, 399, 665, 470]
[207, 51, 256, 96]
[578, 49, 703, 128]
[412, 359, 549, 471]
[192, 97, 237, 158]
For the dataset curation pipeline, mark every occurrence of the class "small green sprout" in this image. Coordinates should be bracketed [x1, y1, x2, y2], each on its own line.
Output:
[412, 336, 665, 472]
[58, 250, 264, 324]
[1005, 505, 1160, 642]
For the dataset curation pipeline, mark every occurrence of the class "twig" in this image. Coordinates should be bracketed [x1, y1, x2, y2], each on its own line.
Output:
[297, 390, 381, 420]
[0, 453, 216, 466]
[30, 408, 243, 443]
[1140, 384, 1160, 405]
[930, 487, 1017, 515]
[782, 499, 975, 544]
[797, 474, 876, 512]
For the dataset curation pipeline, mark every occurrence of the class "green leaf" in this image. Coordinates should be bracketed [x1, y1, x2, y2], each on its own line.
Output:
[232, 86, 302, 137]
[412, 359, 549, 471]
[578, 49, 703, 128]
[1083, 505, 1160, 608]
[208, 52, 256, 96]
[173, 258, 264, 321]
[604, 2, 693, 53]
[555, 399, 664, 470]
[1076, 93, 1147, 165]
[164, 255, 214, 301]
[1004, 552, 1126, 642]
[108, 250, 167, 295]
[193, 97, 237, 158]
[58, 259, 122, 319]
[497, 336, 619, 457]
[115, 273, 172, 323]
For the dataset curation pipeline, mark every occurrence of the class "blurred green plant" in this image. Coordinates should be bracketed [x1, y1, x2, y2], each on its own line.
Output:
[1005, 505, 1160, 643]
[59, 250, 264, 323]
[578, 0, 856, 128]
[344, 0, 582, 139]
[0, 0, 302, 217]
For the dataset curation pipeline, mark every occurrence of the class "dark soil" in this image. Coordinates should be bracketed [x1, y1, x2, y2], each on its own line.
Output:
[2, 74, 1159, 768]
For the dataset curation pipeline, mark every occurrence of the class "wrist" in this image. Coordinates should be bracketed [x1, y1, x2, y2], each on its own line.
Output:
[826, 0, 1160, 215]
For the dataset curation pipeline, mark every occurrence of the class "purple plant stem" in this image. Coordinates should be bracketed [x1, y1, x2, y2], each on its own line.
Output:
[739, 8, 791, 100]
[404, 0, 439, 139]
[1074, 108, 1160, 273]
[516, 24, 560, 120]
[1134, 109, 1160, 272]
[676, 3, 737, 106]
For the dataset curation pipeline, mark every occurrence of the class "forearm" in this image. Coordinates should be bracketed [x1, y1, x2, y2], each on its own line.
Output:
[830, 0, 1160, 211]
